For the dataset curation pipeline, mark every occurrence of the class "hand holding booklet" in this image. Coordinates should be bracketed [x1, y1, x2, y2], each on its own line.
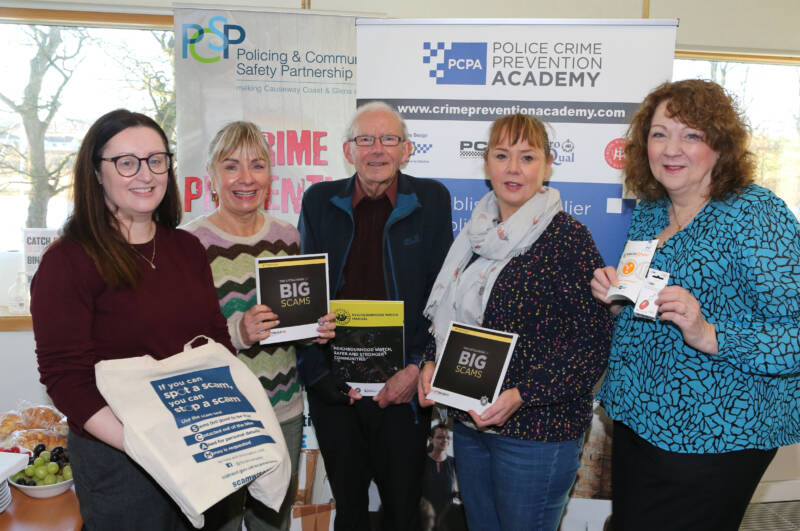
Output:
[255, 254, 329, 344]
[329, 300, 404, 396]
[605, 239, 659, 303]
[426, 322, 518, 415]
[606, 239, 670, 320]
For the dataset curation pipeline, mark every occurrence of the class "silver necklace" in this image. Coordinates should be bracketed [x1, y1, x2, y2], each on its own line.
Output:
[670, 200, 707, 230]
[134, 232, 156, 269]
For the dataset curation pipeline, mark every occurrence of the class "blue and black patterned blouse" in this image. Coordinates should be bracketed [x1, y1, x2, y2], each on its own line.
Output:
[599, 184, 800, 453]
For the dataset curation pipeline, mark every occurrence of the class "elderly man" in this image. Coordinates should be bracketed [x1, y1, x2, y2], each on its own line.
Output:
[297, 101, 453, 531]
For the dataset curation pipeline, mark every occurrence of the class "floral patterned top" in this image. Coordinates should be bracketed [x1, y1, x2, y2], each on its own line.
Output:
[424, 212, 613, 441]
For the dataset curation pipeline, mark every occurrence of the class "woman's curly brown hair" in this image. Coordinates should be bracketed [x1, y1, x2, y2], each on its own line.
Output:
[624, 79, 755, 201]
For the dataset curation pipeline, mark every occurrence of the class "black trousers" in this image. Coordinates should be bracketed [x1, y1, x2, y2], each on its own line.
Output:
[611, 421, 777, 531]
[308, 389, 429, 531]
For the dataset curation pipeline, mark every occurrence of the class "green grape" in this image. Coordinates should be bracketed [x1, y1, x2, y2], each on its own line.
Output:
[46, 462, 59, 474]
[43, 474, 57, 485]
[39, 451, 52, 462]
[33, 457, 45, 467]
[24, 465, 36, 477]
[35, 466, 48, 479]
[11, 472, 23, 482]
[62, 465, 73, 480]
[56, 475, 64, 482]
[34, 478, 43, 486]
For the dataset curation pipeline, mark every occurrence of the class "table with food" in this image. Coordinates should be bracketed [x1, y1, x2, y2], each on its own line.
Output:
[0, 404, 82, 529]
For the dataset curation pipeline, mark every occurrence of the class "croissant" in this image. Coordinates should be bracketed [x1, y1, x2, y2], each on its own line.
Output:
[0, 411, 26, 442]
[20, 406, 65, 430]
[9, 428, 67, 451]
[53, 417, 69, 437]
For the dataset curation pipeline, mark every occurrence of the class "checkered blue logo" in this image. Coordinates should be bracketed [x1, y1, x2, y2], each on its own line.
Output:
[423, 42, 487, 85]
[411, 142, 432, 156]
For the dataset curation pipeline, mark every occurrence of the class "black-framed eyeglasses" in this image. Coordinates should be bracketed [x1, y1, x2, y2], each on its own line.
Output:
[100, 152, 172, 177]
[349, 135, 404, 147]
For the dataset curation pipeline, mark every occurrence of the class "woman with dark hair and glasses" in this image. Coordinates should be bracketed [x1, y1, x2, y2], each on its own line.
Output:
[30, 109, 233, 530]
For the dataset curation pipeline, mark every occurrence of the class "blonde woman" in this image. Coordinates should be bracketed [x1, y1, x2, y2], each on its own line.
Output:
[184, 121, 335, 530]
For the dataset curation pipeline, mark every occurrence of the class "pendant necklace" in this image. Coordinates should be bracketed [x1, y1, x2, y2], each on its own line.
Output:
[134, 229, 157, 269]
[670, 199, 708, 231]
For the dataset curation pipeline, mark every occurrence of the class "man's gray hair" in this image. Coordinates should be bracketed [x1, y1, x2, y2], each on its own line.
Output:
[345, 101, 409, 141]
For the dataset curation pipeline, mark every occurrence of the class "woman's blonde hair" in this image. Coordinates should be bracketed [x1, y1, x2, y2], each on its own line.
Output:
[207, 121, 272, 174]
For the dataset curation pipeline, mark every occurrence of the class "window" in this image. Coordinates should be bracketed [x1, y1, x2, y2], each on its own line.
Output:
[0, 21, 175, 252]
[673, 59, 800, 218]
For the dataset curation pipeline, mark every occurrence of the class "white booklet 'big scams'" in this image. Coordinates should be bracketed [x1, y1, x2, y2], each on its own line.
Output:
[427, 322, 518, 415]
[255, 254, 329, 344]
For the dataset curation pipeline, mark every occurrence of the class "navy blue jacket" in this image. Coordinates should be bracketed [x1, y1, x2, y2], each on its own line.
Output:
[296, 172, 453, 387]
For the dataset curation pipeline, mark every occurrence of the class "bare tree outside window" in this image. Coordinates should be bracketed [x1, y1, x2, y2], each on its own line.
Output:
[104, 31, 176, 149]
[0, 26, 87, 228]
[0, 23, 175, 252]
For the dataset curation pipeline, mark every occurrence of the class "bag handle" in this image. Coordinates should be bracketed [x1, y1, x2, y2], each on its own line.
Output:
[184, 335, 215, 351]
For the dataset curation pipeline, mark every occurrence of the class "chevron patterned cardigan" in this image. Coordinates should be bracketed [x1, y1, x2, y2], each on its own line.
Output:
[183, 212, 304, 423]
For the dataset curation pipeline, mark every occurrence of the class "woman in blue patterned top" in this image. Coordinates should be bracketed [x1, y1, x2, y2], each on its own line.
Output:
[591, 79, 800, 530]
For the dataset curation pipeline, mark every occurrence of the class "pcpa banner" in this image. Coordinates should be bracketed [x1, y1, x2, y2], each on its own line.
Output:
[356, 19, 677, 265]
[175, 8, 356, 225]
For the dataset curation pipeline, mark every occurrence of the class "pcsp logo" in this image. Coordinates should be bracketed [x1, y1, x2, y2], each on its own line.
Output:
[423, 42, 487, 85]
[182, 16, 246, 63]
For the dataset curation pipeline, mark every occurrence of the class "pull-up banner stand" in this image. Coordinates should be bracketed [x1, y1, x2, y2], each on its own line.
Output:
[356, 18, 678, 265]
[175, 7, 357, 226]
[356, 19, 677, 529]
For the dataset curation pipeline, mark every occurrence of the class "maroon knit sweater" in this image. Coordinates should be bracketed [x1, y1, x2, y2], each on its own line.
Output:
[31, 226, 233, 438]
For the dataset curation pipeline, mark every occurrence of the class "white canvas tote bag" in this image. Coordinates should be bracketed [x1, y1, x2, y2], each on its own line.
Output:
[95, 336, 290, 528]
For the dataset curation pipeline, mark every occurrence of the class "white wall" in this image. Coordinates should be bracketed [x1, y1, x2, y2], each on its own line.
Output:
[651, 0, 800, 56]
[10, 0, 800, 55]
[0, 331, 50, 411]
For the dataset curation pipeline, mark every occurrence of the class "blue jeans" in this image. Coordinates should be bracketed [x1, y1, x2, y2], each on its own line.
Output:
[453, 422, 583, 531]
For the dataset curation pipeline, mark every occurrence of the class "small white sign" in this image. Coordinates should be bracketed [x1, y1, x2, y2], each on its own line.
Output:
[23, 228, 59, 281]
